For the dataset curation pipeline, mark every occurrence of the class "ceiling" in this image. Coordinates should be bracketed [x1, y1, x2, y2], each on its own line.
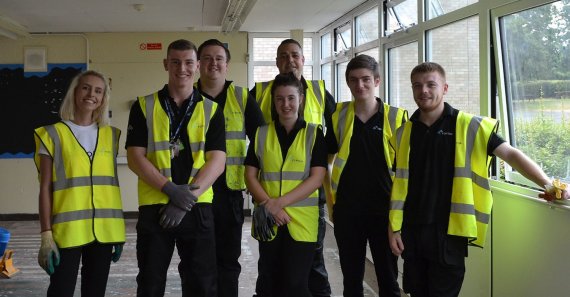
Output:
[0, 0, 365, 35]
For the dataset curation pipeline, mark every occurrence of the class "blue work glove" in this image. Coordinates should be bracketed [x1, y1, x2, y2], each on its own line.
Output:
[38, 230, 60, 275]
[159, 203, 187, 228]
[161, 182, 199, 211]
[112, 244, 123, 263]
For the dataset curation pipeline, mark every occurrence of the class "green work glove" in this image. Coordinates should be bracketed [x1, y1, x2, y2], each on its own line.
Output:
[161, 181, 199, 211]
[112, 244, 123, 263]
[38, 230, 60, 275]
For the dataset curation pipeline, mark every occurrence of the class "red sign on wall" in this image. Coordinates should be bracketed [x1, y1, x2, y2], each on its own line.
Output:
[139, 43, 162, 50]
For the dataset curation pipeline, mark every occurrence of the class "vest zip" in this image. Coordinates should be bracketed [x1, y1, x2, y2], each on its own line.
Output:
[89, 128, 99, 241]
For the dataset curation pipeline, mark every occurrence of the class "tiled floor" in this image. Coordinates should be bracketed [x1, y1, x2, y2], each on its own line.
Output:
[0, 218, 405, 296]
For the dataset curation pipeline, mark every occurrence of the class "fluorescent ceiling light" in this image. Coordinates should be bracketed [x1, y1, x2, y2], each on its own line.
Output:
[0, 15, 30, 39]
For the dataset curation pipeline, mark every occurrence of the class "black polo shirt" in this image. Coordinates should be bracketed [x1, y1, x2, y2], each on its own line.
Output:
[197, 79, 265, 192]
[248, 76, 336, 129]
[403, 102, 505, 227]
[244, 119, 327, 170]
[125, 85, 225, 185]
[325, 98, 394, 216]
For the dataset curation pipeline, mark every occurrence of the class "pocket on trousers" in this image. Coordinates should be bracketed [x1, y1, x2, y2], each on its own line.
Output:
[440, 235, 467, 266]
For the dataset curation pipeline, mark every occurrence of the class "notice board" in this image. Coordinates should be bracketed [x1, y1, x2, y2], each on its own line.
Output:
[0, 63, 86, 158]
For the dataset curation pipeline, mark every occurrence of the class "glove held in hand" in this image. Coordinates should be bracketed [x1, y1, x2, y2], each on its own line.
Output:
[38, 230, 60, 275]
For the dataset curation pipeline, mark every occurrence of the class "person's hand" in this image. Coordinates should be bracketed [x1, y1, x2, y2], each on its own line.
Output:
[262, 198, 284, 218]
[112, 244, 123, 263]
[540, 179, 569, 201]
[38, 230, 60, 275]
[161, 181, 199, 211]
[159, 203, 187, 228]
[272, 209, 291, 226]
[388, 229, 404, 257]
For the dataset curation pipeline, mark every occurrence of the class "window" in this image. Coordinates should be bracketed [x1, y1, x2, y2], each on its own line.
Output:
[427, 16, 480, 115]
[388, 42, 418, 112]
[427, 0, 478, 20]
[356, 6, 379, 46]
[499, 0, 570, 182]
[321, 33, 332, 59]
[321, 63, 332, 93]
[336, 61, 351, 102]
[335, 23, 352, 53]
[249, 36, 314, 87]
[386, 0, 418, 36]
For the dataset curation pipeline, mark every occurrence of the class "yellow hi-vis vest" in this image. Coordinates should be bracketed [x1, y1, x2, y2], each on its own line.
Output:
[137, 92, 217, 206]
[195, 82, 248, 190]
[330, 101, 407, 205]
[34, 122, 125, 248]
[389, 112, 498, 247]
[223, 84, 248, 190]
[255, 79, 326, 125]
[253, 122, 320, 242]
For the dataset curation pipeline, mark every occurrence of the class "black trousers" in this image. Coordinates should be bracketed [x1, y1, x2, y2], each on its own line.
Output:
[401, 224, 467, 297]
[333, 211, 400, 297]
[47, 242, 113, 297]
[213, 188, 244, 297]
[136, 204, 217, 297]
[308, 200, 332, 297]
[254, 226, 316, 297]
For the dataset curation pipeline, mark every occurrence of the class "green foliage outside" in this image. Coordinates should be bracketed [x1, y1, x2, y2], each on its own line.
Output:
[513, 98, 570, 179]
[503, 1, 570, 180]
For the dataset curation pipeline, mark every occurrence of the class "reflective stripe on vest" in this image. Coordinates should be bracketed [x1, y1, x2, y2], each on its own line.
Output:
[137, 92, 216, 205]
[254, 122, 320, 242]
[330, 101, 407, 204]
[224, 84, 248, 190]
[389, 112, 497, 247]
[255, 79, 326, 125]
[33, 123, 125, 248]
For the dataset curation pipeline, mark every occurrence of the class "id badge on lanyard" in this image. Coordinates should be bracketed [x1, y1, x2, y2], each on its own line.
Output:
[164, 96, 195, 159]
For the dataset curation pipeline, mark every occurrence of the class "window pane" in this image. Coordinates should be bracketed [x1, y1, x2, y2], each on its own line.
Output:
[357, 48, 381, 97]
[253, 66, 280, 82]
[428, 16, 480, 115]
[303, 68, 313, 80]
[388, 42, 418, 111]
[321, 63, 332, 93]
[304, 37, 313, 63]
[500, 0, 570, 180]
[427, 0, 478, 20]
[321, 33, 332, 59]
[336, 24, 352, 52]
[253, 37, 312, 63]
[336, 61, 351, 102]
[386, 0, 417, 36]
[358, 48, 379, 61]
[356, 6, 379, 46]
[253, 38, 283, 62]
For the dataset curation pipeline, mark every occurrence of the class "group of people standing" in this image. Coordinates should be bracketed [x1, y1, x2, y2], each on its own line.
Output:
[33, 36, 566, 297]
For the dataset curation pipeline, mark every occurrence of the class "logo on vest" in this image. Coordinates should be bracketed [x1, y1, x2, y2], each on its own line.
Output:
[437, 129, 453, 136]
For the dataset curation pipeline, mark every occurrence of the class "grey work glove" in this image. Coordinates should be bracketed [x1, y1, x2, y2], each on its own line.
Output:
[159, 203, 187, 228]
[161, 181, 199, 211]
[252, 204, 276, 241]
[111, 244, 123, 263]
[38, 230, 60, 275]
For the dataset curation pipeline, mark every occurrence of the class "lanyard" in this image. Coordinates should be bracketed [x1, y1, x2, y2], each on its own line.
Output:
[163, 94, 196, 144]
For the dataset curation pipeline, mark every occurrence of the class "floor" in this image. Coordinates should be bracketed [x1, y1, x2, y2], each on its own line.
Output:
[0, 218, 406, 296]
